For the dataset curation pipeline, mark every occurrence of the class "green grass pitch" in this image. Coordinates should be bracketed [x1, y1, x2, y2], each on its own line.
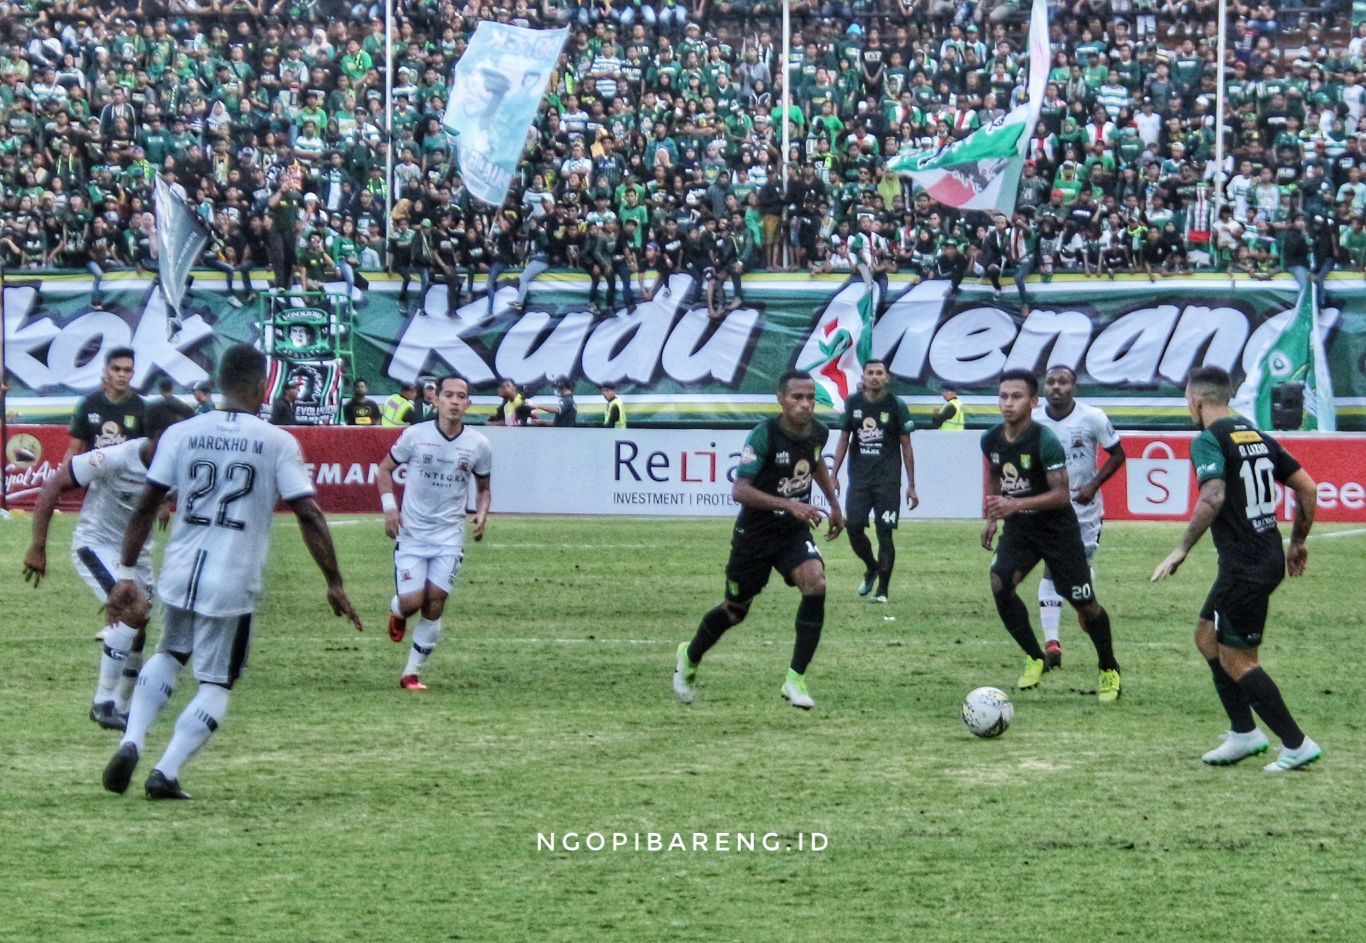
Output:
[2, 513, 1364, 942]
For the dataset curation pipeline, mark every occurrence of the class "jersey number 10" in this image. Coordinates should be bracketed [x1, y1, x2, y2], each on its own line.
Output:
[1238, 456, 1277, 520]
[184, 460, 257, 530]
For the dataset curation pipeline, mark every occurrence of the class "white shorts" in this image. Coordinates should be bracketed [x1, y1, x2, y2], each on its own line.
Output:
[71, 543, 153, 603]
[394, 546, 462, 596]
[157, 605, 254, 686]
[1077, 516, 1102, 562]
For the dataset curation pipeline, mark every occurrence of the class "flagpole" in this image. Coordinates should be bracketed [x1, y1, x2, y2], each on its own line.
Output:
[781, 0, 790, 270]
[384, 0, 395, 253]
[1213, 0, 1228, 214]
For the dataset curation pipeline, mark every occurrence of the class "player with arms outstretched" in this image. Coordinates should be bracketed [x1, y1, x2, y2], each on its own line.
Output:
[673, 370, 844, 709]
[103, 344, 361, 800]
[23, 403, 187, 730]
[981, 369, 1122, 701]
[831, 359, 918, 604]
[1031, 365, 1126, 667]
[378, 376, 492, 691]
[1152, 366, 1321, 771]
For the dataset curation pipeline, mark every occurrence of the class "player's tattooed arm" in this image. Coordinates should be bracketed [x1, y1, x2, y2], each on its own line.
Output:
[1286, 468, 1318, 577]
[23, 457, 80, 586]
[290, 496, 363, 631]
[1151, 478, 1224, 581]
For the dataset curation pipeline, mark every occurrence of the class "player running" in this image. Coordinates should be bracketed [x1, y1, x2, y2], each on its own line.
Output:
[377, 375, 492, 691]
[1152, 366, 1321, 771]
[103, 344, 361, 800]
[981, 369, 1122, 701]
[830, 359, 918, 604]
[673, 370, 844, 709]
[23, 403, 187, 730]
[1031, 365, 1126, 667]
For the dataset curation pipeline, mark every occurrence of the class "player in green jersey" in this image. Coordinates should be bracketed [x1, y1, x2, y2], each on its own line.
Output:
[981, 369, 1122, 701]
[674, 371, 844, 709]
[1152, 366, 1322, 771]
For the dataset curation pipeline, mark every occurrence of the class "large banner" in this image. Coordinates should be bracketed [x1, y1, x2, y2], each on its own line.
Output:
[444, 23, 568, 206]
[4, 274, 1366, 429]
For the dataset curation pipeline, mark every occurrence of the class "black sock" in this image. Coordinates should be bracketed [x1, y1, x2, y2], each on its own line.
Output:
[1207, 658, 1256, 733]
[791, 594, 825, 674]
[875, 531, 895, 595]
[995, 590, 1045, 660]
[1237, 667, 1305, 749]
[848, 527, 877, 575]
[1081, 606, 1120, 672]
[687, 606, 736, 664]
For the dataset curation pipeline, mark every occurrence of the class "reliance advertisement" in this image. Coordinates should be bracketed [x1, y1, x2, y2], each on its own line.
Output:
[7, 425, 1364, 523]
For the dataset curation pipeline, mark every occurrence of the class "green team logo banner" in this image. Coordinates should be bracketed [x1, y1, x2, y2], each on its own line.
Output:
[4, 273, 1366, 429]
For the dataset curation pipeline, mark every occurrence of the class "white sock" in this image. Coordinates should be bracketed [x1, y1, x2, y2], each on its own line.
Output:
[122, 653, 184, 751]
[95, 622, 137, 704]
[1038, 577, 1063, 643]
[391, 595, 404, 618]
[115, 643, 144, 713]
[404, 618, 443, 677]
[156, 683, 230, 781]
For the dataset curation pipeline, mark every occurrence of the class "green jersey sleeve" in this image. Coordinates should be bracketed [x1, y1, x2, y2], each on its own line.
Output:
[979, 427, 993, 456]
[841, 399, 858, 432]
[736, 421, 771, 479]
[1039, 426, 1067, 472]
[897, 398, 915, 434]
[1191, 430, 1225, 483]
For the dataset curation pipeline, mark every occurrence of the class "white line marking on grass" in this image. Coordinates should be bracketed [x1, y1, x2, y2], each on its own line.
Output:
[1301, 528, 1366, 541]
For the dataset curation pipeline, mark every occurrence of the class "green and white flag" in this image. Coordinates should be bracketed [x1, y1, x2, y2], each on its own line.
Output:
[796, 280, 877, 411]
[1233, 284, 1337, 431]
[887, 0, 1048, 213]
[444, 23, 567, 207]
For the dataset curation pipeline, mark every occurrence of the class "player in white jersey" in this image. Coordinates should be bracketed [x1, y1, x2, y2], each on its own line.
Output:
[378, 375, 492, 691]
[23, 403, 187, 730]
[1031, 365, 1126, 668]
[102, 344, 361, 800]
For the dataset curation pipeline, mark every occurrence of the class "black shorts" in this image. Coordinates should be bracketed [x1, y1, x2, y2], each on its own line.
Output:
[846, 478, 900, 530]
[992, 520, 1095, 605]
[725, 525, 823, 602]
[1201, 571, 1282, 650]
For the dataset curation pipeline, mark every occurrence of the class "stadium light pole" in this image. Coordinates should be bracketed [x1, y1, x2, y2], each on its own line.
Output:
[1213, 0, 1228, 213]
[781, 0, 791, 269]
[384, 0, 395, 244]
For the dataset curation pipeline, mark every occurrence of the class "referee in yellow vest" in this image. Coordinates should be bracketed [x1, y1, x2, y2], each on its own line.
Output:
[602, 382, 627, 428]
[931, 381, 967, 430]
[381, 381, 418, 426]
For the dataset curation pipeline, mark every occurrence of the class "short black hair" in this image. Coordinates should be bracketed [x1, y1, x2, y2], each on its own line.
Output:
[106, 346, 135, 364]
[144, 400, 189, 439]
[777, 369, 814, 393]
[217, 343, 267, 397]
[1187, 365, 1232, 403]
[1044, 364, 1077, 381]
[998, 368, 1039, 396]
[157, 377, 174, 393]
[435, 375, 468, 395]
[863, 358, 888, 371]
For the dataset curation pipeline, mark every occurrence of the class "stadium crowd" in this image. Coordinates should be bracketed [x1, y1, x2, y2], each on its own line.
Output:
[0, 0, 1359, 309]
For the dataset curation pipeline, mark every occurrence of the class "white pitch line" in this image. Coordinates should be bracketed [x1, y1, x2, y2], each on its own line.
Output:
[1303, 528, 1366, 541]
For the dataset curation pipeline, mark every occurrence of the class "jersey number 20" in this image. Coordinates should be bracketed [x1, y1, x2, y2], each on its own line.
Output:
[184, 460, 257, 530]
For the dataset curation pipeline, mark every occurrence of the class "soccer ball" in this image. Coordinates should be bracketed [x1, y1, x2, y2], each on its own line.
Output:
[961, 686, 1014, 738]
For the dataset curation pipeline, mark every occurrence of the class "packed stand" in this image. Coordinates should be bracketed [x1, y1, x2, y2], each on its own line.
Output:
[0, 0, 1358, 311]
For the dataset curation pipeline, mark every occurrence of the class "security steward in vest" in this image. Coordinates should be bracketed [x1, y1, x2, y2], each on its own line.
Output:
[931, 381, 967, 431]
[381, 381, 419, 426]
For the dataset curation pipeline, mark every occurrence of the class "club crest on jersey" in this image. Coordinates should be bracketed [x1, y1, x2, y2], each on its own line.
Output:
[1021, 454, 1032, 470]
[881, 412, 889, 424]
[123, 415, 138, 430]
[422, 453, 433, 464]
